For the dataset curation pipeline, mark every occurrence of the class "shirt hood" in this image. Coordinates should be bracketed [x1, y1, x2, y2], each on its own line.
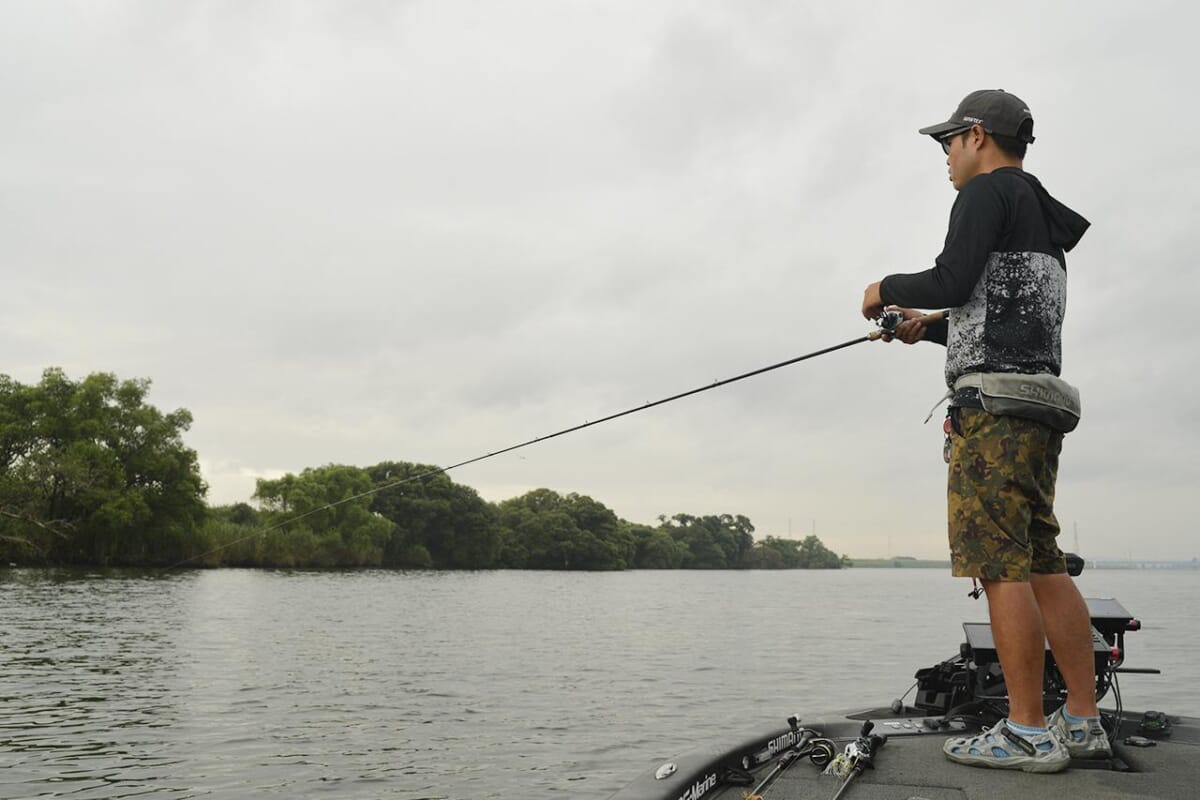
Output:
[1002, 168, 1090, 252]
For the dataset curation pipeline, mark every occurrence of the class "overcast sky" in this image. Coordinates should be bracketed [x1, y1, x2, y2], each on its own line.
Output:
[3, 1, 1197, 561]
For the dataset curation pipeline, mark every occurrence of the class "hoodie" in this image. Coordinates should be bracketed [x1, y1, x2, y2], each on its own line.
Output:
[880, 167, 1090, 393]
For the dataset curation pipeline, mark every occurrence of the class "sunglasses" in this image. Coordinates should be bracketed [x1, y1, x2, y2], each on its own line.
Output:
[938, 126, 976, 154]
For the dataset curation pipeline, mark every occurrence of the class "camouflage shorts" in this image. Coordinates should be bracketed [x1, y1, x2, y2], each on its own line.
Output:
[947, 407, 1067, 582]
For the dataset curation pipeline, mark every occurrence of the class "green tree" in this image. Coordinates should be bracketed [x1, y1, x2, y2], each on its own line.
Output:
[0, 368, 206, 565]
[217, 502, 260, 527]
[496, 489, 633, 570]
[254, 464, 393, 567]
[659, 513, 755, 569]
[796, 534, 844, 569]
[366, 462, 500, 569]
[188, 503, 265, 567]
[745, 536, 802, 568]
[742, 535, 846, 569]
[626, 522, 685, 569]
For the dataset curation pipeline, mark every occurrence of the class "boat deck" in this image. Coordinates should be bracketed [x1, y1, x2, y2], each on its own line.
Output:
[746, 711, 1197, 800]
[611, 706, 1200, 800]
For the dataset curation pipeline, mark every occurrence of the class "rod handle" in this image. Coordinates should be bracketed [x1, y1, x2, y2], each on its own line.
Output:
[868, 309, 948, 340]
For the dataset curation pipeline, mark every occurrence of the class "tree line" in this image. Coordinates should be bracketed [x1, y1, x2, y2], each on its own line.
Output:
[1, 368, 848, 570]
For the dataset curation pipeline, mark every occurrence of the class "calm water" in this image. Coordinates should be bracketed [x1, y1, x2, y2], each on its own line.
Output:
[1, 567, 1195, 799]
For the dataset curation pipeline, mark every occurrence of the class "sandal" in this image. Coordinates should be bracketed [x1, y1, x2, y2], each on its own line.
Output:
[943, 718, 1070, 773]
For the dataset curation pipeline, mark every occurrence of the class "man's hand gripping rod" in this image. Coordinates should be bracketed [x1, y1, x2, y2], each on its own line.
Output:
[867, 309, 948, 341]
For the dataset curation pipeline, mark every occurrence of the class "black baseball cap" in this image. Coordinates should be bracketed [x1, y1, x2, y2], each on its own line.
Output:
[918, 89, 1036, 143]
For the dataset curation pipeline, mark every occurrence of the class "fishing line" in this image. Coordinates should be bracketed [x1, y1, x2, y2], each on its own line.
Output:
[166, 310, 945, 570]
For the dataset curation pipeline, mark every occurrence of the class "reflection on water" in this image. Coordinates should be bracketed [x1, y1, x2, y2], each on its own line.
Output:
[1, 567, 1195, 799]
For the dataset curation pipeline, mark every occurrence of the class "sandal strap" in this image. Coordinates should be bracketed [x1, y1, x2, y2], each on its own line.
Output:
[999, 725, 1037, 756]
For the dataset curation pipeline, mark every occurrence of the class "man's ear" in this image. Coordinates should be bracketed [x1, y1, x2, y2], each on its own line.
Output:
[967, 124, 986, 151]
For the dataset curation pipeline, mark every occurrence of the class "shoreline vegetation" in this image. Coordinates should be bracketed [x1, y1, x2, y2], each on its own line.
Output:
[11, 370, 1187, 572]
[3, 368, 852, 571]
[850, 558, 951, 568]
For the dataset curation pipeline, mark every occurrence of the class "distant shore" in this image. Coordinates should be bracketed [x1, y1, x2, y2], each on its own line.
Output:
[850, 558, 951, 568]
[851, 558, 1199, 570]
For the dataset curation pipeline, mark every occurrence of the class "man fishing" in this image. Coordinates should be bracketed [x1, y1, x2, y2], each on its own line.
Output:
[860, 89, 1111, 773]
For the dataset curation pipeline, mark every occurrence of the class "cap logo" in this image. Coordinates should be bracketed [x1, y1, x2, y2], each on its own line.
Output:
[961, 116, 983, 124]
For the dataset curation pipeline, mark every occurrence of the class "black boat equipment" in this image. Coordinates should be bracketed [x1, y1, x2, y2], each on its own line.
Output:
[167, 309, 947, 569]
[911, 556, 1157, 749]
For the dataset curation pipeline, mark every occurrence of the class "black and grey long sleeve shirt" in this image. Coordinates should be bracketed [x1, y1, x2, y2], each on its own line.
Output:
[879, 167, 1090, 405]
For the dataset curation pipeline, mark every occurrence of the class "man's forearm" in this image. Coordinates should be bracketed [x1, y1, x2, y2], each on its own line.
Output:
[880, 267, 969, 309]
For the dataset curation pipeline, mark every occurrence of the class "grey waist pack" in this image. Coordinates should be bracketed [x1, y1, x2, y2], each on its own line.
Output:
[953, 372, 1082, 433]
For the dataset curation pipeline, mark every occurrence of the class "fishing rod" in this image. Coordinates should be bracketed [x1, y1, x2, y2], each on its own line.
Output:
[168, 309, 946, 569]
[744, 716, 835, 800]
[827, 721, 888, 800]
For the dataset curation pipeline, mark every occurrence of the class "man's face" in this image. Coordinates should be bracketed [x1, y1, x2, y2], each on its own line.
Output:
[941, 126, 981, 190]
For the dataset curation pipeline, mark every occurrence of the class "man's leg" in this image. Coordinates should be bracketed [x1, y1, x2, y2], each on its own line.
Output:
[982, 579, 1048, 727]
[943, 410, 1070, 771]
[1034, 572, 1112, 757]
[945, 574, 1070, 771]
[1031, 572, 1100, 717]
[948, 409, 1052, 727]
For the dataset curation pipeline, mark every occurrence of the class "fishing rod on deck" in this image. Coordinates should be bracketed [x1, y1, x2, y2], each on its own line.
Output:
[167, 309, 947, 570]
[827, 721, 888, 800]
[743, 716, 828, 799]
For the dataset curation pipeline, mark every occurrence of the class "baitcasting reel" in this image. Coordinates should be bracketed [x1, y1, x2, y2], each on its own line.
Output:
[878, 309, 907, 334]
